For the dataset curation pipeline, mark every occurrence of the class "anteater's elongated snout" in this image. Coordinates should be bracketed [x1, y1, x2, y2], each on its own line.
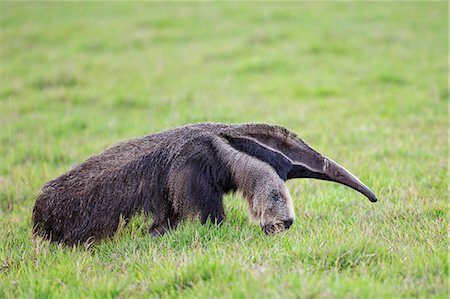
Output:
[324, 158, 378, 202]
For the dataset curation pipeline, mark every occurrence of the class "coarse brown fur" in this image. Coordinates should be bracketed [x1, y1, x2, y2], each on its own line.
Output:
[32, 123, 376, 245]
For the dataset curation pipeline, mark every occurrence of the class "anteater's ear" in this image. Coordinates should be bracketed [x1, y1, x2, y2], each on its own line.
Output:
[220, 134, 293, 181]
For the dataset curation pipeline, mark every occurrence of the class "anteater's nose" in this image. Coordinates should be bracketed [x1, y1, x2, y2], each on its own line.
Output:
[283, 218, 294, 229]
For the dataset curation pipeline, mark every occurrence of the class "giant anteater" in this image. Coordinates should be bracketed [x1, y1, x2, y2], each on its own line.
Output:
[32, 123, 377, 245]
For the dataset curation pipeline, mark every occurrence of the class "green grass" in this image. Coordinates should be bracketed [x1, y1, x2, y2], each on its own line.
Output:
[0, 2, 448, 298]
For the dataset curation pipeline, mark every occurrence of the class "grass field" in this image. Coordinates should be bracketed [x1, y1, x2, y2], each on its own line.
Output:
[0, 2, 448, 298]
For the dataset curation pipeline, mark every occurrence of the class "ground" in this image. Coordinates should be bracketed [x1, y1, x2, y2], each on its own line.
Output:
[0, 2, 448, 298]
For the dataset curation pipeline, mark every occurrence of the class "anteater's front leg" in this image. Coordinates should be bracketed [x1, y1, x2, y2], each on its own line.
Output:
[150, 208, 181, 237]
[168, 152, 228, 228]
[200, 196, 225, 225]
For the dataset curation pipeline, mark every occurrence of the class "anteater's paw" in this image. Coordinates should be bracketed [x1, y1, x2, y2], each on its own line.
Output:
[150, 226, 167, 237]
